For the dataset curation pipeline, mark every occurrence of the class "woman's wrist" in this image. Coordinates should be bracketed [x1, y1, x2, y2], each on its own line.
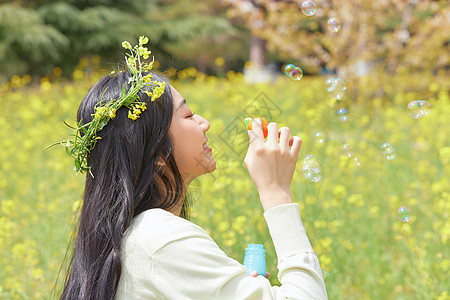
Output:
[258, 188, 293, 211]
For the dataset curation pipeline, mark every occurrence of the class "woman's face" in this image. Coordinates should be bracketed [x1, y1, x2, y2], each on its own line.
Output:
[167, 85, 216, 184]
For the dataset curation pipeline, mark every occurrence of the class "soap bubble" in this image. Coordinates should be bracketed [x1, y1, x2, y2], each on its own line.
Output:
[381, 143, 396, 160]
[407, 100, 432, 119]
[352, 157, 361, 167]
[326, 78, 346, 100]
[301, 1, 317, 16]
[284, 64, 295, 77]
[327, 17, 341, 32]
[283, 64, 303, 80]
[337, 108, 349, 121]
[290, 67, 303, 80]
[314, 132, 325, 144]
[341, 144, 353, 158]
[302, 155, 322, 182]
[397, 206, 411, 222]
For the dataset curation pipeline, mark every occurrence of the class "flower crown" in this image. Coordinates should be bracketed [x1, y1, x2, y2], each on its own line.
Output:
[46, 36, 165, 177]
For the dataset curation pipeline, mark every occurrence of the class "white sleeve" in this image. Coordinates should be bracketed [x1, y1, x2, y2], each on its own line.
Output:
[150, 203, 328, 300]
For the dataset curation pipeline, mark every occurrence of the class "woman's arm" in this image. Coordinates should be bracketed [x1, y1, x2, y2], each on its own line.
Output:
[148, 203, 327, 300]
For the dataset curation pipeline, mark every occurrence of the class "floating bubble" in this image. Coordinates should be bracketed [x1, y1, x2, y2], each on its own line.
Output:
[302, 155, 322, 182]
[314, 132, 325, 144]
[327, 17, 341, 32]
[397, 206, 411, 222]
[341, 144, 353, 158]
[407, 100, 432, 119]
[337, 108, 349, 121]
[290, 67, 303, 80]
[301, 1, 317, 16]
[352, 157, 361, 167]
[326, 78, 347, 100]
[284, 64, 295, 77]
[381, 143, 396, 160]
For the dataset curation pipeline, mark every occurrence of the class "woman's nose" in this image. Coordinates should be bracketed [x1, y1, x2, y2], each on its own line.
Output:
[198, 115, 210, 131]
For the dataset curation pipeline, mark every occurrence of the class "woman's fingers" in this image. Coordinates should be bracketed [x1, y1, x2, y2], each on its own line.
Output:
[267, 122, 278, 145]
[249, 118, 264, 146]
[290, 136, 302, 158]
[278, 127, 290, 152]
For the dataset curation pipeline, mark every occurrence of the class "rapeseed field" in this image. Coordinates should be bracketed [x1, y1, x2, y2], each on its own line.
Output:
[0, 63, 448, 299]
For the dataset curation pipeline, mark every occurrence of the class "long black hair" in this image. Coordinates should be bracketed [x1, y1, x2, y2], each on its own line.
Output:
[59, 71, 190, 299]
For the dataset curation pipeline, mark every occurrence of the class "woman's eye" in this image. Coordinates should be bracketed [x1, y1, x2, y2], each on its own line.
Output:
[187, 113, 194, 118]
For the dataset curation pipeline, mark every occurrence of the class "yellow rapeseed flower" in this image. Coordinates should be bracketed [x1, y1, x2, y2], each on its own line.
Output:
[151, 81, 165, 102]
[139, 36, 149, 45]
[94, 106, 107, 119]
[109, 108, 116, 119]
[122, 41, 132, 50]
[128, 111, 139, 120]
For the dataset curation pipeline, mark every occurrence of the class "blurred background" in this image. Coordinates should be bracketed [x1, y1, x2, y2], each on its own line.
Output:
[0, 0, 449, 299]
[1, 0, 448, 82]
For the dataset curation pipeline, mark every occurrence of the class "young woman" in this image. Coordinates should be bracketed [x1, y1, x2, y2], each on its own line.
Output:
[59, 67, 328, 299]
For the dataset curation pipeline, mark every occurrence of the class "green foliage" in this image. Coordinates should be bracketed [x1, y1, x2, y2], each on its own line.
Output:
[0, 3, 69, 76]
[0, 0, 247, 80]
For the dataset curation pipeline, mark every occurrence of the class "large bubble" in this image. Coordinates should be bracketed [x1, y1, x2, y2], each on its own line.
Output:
[326, 78, 347, 100]
[407, 100, 432, 119]
[302, 155, 322, 182]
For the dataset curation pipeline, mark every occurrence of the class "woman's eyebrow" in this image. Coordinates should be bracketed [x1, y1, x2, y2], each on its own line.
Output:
[177, 99, 187, 111]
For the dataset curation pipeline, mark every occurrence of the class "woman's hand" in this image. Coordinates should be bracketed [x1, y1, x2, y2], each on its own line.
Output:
[243, 119, 302, 209]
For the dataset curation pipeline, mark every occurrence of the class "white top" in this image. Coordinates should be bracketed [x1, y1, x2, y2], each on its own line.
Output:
[116, 203, 328, 299]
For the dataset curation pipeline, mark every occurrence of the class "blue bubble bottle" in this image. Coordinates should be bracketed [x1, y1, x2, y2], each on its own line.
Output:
[243, 244, 266, 276]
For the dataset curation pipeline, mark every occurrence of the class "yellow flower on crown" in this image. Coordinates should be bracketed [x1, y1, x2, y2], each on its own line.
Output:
[151, 81, 166, 102]
[128, 111, 139, 120]
[109, 108, 117, 119]
[47, 35, 166, 176]
[122, 41, 132, 50]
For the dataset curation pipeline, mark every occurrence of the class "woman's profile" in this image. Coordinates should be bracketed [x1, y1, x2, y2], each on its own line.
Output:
[57, 36, 328, 299]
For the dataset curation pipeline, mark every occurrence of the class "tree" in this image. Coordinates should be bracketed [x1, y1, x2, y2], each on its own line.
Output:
[222, 0, 449, 78]
[0, 0, 248, 80]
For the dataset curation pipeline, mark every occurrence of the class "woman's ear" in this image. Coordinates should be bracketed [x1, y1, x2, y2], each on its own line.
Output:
[156, 155, 166, 167]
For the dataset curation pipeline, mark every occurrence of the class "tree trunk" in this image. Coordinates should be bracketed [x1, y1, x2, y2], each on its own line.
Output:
[249, 34, 267, 67]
